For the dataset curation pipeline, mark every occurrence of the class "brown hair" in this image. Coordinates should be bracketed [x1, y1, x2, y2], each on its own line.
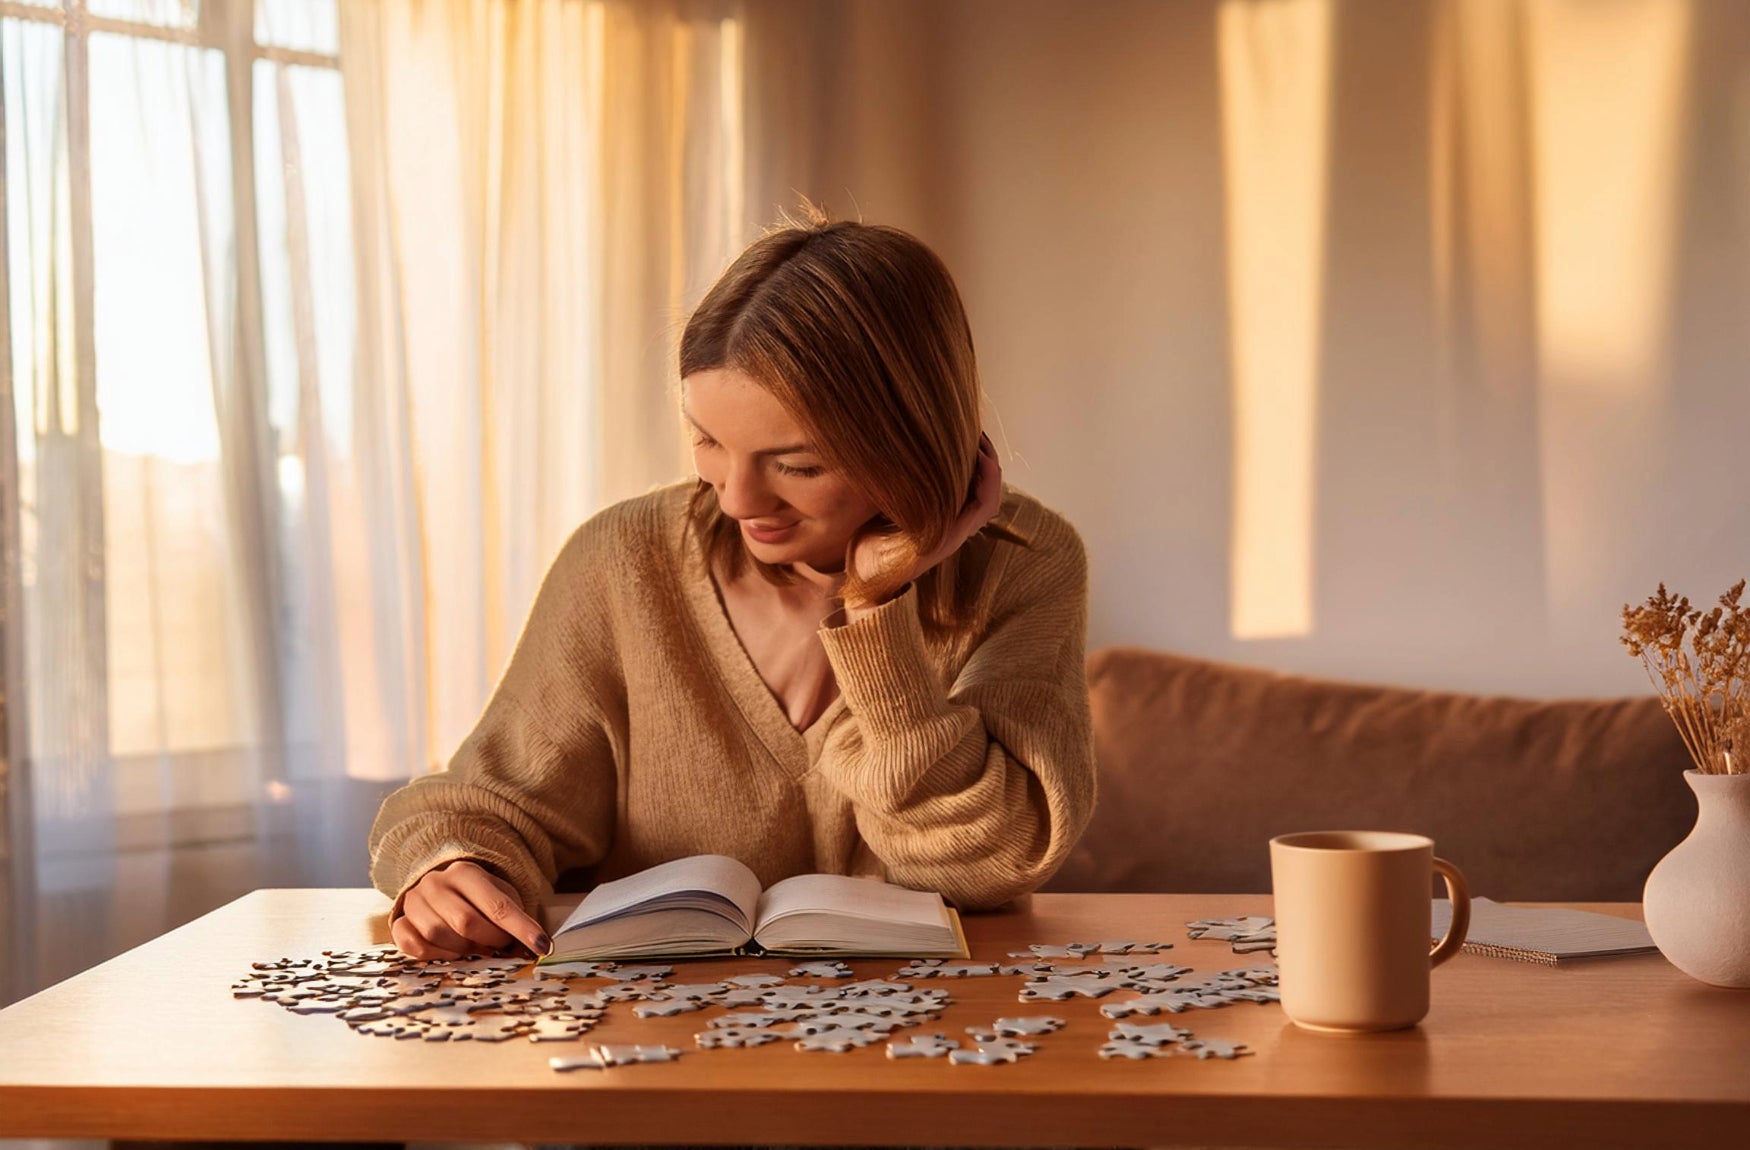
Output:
[679, 204, 1025, 631]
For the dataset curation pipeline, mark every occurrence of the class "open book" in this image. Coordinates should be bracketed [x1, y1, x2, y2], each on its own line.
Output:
[538, 854, 969, 963]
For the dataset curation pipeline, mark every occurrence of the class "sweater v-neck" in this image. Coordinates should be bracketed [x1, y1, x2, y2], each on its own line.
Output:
[674, 507, 846, 777]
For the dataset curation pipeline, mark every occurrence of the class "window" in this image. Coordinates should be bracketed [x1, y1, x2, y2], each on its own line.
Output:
[2, 0, 350, 824]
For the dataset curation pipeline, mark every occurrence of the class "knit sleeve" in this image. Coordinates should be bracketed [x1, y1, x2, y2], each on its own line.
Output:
[812, 514, 1095, 911]
[366, 520, 624, 918]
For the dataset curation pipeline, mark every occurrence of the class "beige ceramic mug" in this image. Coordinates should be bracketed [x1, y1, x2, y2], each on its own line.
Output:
[1269, 831, 1471, 1033]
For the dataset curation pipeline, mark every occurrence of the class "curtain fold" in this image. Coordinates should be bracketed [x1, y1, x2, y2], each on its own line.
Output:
[339, 0, 748, 770]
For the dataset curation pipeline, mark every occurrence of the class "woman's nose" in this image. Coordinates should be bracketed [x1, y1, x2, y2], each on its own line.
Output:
[715, 460, 780, 520]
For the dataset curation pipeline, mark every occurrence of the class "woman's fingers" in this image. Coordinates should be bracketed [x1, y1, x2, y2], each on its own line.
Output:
[390, 860, 551, 960]
[449, 863, 553, 956]
[398, 884, 482, 955]
[970, 432, 1003, 514]
[389, 910, 467, 961]
[423, 882, 520, 952]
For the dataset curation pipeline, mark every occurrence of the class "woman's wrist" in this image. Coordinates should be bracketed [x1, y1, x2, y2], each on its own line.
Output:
[830, 583, 911, 628]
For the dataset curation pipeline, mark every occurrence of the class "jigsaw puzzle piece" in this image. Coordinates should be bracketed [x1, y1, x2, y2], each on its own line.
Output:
[886, 1033, 960, 1059]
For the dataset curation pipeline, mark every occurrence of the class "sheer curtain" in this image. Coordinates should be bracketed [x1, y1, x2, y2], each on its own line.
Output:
[1, 0, 751, 1006]
[338, 0, 747, 775]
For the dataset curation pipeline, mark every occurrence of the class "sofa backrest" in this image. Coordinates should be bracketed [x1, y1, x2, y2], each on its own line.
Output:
[1045, 647, 1696, 902]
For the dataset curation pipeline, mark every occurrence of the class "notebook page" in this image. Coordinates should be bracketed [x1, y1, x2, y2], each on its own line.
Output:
[1432, 897, 1655, 958]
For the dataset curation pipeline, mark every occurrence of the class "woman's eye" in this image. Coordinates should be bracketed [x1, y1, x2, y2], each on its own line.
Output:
[691, 436, 718, 451]
[774, 462, 824, 478]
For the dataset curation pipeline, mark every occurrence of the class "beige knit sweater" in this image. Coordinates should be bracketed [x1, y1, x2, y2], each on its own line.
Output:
[368, 480, 1094, 914]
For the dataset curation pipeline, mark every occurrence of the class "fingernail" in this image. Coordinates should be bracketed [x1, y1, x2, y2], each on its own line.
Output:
[535, 932, 553, 955]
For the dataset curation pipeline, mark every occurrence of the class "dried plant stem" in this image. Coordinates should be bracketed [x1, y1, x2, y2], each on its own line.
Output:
[1623, 579, 1750, 776]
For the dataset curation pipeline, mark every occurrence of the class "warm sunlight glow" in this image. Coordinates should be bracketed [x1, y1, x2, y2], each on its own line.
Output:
[1218, 0, 1332, 641]
[88, 33, 229, 465]
[1429, 0, 1536, 383]
[721, 17, 745, 251]
[1530, 0, 1690, 393]
[1528, 0, 1691, 622]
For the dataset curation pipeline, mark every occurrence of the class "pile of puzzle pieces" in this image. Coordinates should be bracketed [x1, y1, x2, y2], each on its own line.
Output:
[232, 917, 1279, 1069]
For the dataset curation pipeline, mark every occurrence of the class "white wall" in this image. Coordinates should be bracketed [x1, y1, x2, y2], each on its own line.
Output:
[776, 0, 1750, 699]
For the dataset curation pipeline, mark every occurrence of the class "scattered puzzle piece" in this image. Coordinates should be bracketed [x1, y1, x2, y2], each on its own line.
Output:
[723, 973, 786, 989]
[886, 1033, 960, 1059]
[759, 986, 847, 1010]
[1018, 975, 1119, 1001]
[713, 990, 770, 1009]
[1110, 963, 1194, 985]
[841, 979, 912, 996]
[663, 982, 731, 1000]
[1110, 1021, 1193, 1047]
[1180, 1038, 1252, 1060]
[789, 961, 853, 978]
[549, 1043, 683, 1070]
[711, 1009, 809, 1029]
[596, 981, 668, 1002]
[545, 991, 610, 1017]
[1006, 944, 1094, 959]
[948, 1037, 1037, 1065]
[1185, 916, 1274, 941]
[995, 962, 1051, 976]
[527, 1017, 592, 1042]
[1186, 916, 1277, 956]
[632, 998, 707, 1018]
[794, 1027, 882, 1053]
[987, 1015, 1065, 1036]
[696, 1027, 780, 1049]
[534, 961, 618, 980]
[784, 1012, 899, 1036]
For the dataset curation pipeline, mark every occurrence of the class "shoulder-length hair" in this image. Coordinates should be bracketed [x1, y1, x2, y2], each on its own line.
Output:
[680, 206, 1025, 634]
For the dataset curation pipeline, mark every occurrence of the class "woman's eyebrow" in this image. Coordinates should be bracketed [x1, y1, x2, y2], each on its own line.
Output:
[681, 408, 813, 456]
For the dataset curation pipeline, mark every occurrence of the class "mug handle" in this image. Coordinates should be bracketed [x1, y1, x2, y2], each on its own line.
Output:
[1429, 856, 1471, 967]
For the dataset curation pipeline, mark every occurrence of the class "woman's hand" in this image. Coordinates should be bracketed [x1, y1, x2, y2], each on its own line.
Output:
[390, 859, 552, 960]
[796, 433, 1004, 611]
[893, 431, 1004, 585]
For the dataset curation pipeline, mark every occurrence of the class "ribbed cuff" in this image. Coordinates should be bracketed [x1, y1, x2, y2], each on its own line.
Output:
[377, 827, 547, 922]
[817, 583, 949, 737]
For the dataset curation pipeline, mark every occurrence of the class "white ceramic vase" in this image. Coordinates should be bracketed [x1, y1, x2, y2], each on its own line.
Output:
[1642, 769, 1750, 988]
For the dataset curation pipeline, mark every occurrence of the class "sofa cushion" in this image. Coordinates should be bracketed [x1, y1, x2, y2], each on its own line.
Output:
[1045, 647, 1695, 901]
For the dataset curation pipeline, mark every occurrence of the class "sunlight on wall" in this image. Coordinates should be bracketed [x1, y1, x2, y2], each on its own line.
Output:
[1218, 0, 1332, 640]
[1530, 0, 1690, 394]
[1429, 0, 1535, 389]
[721, 16, 745, 247]
[1528, 0, 1691, 619]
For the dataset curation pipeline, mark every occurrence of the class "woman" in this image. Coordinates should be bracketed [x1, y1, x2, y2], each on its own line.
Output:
[370, 209, 1094, 960]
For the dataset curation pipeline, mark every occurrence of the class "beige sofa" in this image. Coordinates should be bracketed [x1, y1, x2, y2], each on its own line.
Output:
[1044, 647, 1696, 902]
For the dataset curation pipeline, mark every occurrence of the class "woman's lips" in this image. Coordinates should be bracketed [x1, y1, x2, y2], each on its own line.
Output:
[743, 520, 798, 543]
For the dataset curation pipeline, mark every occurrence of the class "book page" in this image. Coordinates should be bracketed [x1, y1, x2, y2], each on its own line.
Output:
[752, 873, 957, 953]
[757, 874, 948, 928]
[556, 854, 763, 936]
[547, 907, 749, 961]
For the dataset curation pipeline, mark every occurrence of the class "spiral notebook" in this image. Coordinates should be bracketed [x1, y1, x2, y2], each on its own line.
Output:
[1431, 897, 1657, 966]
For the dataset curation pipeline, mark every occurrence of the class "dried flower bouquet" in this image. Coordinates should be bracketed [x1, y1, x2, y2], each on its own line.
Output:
[1621, 580, 1749, 775]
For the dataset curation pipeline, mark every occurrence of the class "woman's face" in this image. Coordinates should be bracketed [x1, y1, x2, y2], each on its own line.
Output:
[683, 367, 880, 573]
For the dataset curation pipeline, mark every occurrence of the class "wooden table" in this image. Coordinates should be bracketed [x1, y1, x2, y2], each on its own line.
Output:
[0, 890, 1745, 1147]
